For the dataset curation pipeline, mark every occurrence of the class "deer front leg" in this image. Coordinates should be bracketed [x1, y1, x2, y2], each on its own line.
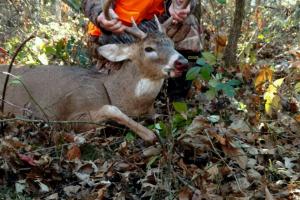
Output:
[91, 105, 157, 142]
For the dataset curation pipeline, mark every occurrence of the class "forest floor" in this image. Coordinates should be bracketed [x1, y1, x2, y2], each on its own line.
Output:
[0, 1, 300, 200]
[0, 45, 299, 199]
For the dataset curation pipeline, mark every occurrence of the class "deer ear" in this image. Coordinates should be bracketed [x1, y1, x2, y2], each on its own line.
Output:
[98, 44, 131, 62]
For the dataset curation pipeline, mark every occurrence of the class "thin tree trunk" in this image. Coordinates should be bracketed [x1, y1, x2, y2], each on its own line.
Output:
[33, 0, 41, 24]
[223, 0, 246, 67]
[55, 0, 62, 22]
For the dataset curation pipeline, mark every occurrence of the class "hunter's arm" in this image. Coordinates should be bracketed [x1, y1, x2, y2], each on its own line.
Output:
[82, 0, 198, 26]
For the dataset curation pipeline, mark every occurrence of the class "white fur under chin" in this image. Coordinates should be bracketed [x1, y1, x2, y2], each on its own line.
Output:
[135, 78, 164, 97]
[161, 53, 180, 75]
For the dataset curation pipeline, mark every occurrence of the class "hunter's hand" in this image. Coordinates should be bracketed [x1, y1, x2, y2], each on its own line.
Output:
[169, 0, 191, 24]
[97, 9, 125, 33]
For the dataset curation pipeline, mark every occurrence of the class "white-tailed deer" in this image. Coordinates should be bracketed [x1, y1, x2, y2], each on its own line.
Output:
[0, 0, 189, 142]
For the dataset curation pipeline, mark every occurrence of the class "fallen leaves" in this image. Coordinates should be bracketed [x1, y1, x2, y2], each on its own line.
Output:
[255, 67, 273, 91]
[66, 144, 81, 160]
[0, 63, 299, 200]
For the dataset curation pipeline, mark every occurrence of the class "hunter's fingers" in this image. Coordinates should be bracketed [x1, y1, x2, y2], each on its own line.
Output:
[110, 21, 125, 33]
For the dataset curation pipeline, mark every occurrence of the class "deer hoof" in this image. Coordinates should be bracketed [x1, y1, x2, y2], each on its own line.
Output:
[141, 131, 157, 143]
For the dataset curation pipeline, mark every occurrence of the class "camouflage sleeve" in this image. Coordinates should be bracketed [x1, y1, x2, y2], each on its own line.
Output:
[190, 0, 197, 13]
[82, 0, 104, 27]
[165, 0, 198, 15]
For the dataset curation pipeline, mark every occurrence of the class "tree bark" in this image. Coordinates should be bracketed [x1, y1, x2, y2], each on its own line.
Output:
[223, 0, 246, 67]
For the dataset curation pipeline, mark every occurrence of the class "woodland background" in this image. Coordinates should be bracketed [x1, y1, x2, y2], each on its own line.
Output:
[0, 0, 299, 199]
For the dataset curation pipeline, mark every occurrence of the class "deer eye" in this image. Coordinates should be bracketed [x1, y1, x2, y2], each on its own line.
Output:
[145, 47, 155, 52]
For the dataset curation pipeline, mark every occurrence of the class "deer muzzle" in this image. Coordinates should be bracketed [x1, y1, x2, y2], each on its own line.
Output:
[173, 56, 189, 77]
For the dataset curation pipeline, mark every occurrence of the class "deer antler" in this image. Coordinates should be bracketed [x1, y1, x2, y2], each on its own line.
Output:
[103, 0, 147, 39]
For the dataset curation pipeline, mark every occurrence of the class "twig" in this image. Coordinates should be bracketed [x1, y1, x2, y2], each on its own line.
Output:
[0, 98, 32, 113]
[0, 116, 106, 127]
[238, 28, 258, 58]
[204, 130, 246, 195]
[1, 34, 35, 113]
[175, 172, 198, 192]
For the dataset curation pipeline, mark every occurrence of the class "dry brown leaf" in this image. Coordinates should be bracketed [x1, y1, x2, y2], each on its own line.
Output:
[255, 67, 273, 90]
[96, 187, 107, 200]
[179, 187, 192, 200]
[294, 114, 300, 123]
[63, 133, 76, 143]
[248, 111, 261, 126]
[178, 158, 188, 174]
[206, 164, 219, 180]
[66, 145, 81, 160]
[255, 8, 264, 30]
[215, 33, 227, 55]
[207, 129, 226, 145]
[215, 33, 227, 46]
[241, 64, 252, 80]
[222, 139, 248, 169]
[63, 185, 81, 197]
[265, 186, 275, 200]
[290, 61, 300, 69]
[4, 139, 26, 149]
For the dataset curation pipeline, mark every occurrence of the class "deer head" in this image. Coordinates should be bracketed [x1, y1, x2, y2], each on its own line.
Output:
[97, 0, 189, 79]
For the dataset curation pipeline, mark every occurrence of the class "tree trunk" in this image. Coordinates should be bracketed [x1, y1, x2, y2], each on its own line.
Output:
[33, 0, 41, 24]
[223, 0, 246, 67]
[55, 0, 62, 22]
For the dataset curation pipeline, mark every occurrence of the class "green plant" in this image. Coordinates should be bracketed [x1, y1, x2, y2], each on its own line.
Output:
[186, 51, 241, 100]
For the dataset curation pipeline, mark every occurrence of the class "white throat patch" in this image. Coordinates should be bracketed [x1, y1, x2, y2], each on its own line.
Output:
[135, 78, 164, 97]
[162, 53, 180, 75]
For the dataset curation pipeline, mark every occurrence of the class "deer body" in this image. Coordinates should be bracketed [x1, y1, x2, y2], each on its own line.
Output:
[1, 62, 165, 141]
[1, 3, 189, 141]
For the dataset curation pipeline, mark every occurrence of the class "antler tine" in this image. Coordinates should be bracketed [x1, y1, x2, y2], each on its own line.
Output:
[103, 0, 114, 20]
[124, 17, 147, 39]
[103, 0, 146, 39]
[154, 15, 163, 33]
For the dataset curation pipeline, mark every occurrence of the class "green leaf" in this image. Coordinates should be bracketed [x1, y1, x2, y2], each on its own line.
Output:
[186, 67, 201, 80]
[173, 102, 188, 113]
[125, 132, 136, 142]
[222, 84, 236, 97]
[208, 79, 219, 88]
[295, 82, 300, 93]
[216, 0, 226, 4]
[62, 0, 81, 12]
[200, 65, 213, 81]
[9, 78, 22, 86]
[44, 46, 56, 55]
[154, 122, 168, 138]
[216, 73, 223, 80]
[227, 79, 241, 86]
[196, 58, 206, 66]
[205, 88, 217, 100]
[257, 34, 264, 40]
[147, 155, 160, 169]
[172, 114, 187, 129]
[202, 52, 217, 65]
[215, 82, 225, 90]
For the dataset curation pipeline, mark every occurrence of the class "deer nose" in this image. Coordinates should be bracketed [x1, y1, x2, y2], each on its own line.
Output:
[174, 56, 189, 71]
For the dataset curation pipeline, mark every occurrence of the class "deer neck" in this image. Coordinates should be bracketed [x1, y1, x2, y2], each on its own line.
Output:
[104, 62, 164, 116]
